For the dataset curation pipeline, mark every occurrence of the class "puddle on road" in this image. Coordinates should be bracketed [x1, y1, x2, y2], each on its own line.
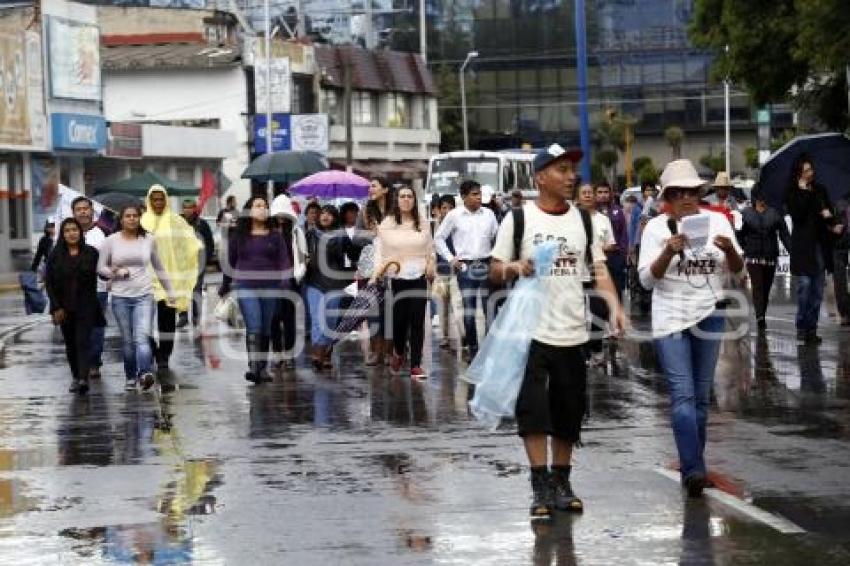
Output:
[59, 458, 222, 563]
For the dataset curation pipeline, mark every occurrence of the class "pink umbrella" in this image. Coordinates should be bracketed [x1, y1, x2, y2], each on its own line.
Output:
[290, 170, 370, 200]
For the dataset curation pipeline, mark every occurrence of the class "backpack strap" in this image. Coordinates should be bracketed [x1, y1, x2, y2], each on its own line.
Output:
[578, 207, 594, 273]
[512, 206, 525, 261]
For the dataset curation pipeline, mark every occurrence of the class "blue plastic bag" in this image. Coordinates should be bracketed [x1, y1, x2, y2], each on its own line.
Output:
[18, 271, 47, 315]
[466, 241, 560, 429]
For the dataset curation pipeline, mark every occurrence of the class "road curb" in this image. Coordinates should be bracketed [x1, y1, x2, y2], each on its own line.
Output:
[0, 317, 49, 357]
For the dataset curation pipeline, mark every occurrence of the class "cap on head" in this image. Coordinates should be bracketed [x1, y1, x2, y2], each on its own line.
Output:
[533, 143, 583, 174]
[659, 159, 707, 197]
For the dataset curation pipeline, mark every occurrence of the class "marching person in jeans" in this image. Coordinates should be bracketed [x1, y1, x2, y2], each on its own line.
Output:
[434, 180, 499, 362]
[639, 159, 744, 498]
[98, 205, 175, 391]
[490, 143, 625, 522]
[737, 187, 791, 331]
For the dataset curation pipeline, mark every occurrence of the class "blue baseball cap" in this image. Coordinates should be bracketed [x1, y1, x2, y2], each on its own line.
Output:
[533, 143, 584, 173]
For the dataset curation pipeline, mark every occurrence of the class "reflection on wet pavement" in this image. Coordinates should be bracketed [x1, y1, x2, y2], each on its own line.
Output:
[0, 292, 849, 563]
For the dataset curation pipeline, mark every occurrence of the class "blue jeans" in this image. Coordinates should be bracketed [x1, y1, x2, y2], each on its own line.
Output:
[456, 266, 490, 351]
[796, 271, 825, 332]
[236, 290, 280, 336]
[306, 286, 346, 347]
[88, 291, 108, 368]
[111, 295, 155, 380]
[654, 314, 725, 479]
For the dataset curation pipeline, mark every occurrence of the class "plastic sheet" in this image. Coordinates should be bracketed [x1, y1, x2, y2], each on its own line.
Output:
[466, 241, 560, 429]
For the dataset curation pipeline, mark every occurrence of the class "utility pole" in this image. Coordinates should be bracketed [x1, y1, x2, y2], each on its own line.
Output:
[575, 0, 591, 183]
[344, 50, 353, 167]
[264, 0, 273, 196]
[460, 51, 478, 151]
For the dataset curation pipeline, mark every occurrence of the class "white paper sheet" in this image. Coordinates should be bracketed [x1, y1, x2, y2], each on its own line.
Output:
[681, 214, 710, 250]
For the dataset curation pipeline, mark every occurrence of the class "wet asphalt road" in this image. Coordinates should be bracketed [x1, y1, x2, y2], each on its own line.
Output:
[0, 280, 849, 565]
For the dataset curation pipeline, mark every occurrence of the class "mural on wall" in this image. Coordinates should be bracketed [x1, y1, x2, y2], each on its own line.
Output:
[0, 31, 30, 147]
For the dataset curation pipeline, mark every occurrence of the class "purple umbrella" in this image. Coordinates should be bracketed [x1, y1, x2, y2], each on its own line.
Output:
[290, 170, 370, 200]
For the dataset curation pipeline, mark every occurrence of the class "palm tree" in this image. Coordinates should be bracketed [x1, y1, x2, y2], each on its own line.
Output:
[665, 126, 684, 159]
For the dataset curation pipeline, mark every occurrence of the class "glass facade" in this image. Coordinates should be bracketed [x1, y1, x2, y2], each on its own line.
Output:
[422, 0, 771, 150]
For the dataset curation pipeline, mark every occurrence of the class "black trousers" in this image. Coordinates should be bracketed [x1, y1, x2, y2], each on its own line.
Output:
[747, 262, 776, 321]
[271, 295, 298, 355]
[156, 300, 177, 364]
[586, 294, 610, 354]
[390, 277, 428, 367]
[60, 314, 95, 381]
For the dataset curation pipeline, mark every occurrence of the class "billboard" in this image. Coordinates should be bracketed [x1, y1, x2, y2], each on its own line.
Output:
[291, 114, 329, 153]
[47, 16, 101, 101]
[0, 31, 30, 147]
[254, 57, 291, 114]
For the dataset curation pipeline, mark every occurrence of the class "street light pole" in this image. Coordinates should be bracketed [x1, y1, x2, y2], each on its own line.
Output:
[419, 0, 427, 63]
[724, 44, 731, 176]
[575, 0, 591, 183]
[460, 51, 477, 151]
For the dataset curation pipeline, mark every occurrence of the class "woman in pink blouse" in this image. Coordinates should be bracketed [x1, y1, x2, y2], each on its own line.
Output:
[372, 186, 436, 379]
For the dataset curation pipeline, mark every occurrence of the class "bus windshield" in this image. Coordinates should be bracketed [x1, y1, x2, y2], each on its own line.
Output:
[427, 157, 500, 195]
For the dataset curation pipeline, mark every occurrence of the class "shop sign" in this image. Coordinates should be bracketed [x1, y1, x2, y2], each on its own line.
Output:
[51, 112, 106, 151]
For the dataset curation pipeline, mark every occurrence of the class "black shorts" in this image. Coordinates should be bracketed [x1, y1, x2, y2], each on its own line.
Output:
[515, 341, 587, 442]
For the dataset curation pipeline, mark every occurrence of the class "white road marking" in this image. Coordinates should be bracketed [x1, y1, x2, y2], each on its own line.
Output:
[654, 468, 806, 534]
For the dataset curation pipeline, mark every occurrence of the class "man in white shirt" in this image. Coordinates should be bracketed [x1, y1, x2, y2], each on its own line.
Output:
[71, 197, 108, 380]
[434, 180, 499, 360]
[490, 143, 625, 522]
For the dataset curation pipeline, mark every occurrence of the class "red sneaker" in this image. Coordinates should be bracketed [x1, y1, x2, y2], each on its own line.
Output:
[410, 367, 427, 380]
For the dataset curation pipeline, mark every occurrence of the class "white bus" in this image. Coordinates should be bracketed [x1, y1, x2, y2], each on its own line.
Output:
[424, 150, 538, 208]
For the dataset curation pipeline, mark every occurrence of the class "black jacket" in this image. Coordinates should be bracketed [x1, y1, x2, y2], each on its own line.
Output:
[187, 215, 215, 265]
[305, 228, 359, 292]
[45, 244, 106, 326]
[31, 235, 53, 272]
[737, 206, 791, 260]
[785, 182, 837, 275]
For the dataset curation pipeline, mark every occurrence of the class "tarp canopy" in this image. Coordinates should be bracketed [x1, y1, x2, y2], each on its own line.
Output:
[94, 170, 198, 197]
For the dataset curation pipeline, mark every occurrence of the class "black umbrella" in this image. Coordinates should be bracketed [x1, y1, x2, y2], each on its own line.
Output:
[241, 151, 328, 183]
[759, 133, 850, 209]
[94, 192, 144, 212]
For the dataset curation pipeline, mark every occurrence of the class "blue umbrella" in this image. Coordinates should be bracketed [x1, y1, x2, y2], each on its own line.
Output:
[759, 133, 850, 209]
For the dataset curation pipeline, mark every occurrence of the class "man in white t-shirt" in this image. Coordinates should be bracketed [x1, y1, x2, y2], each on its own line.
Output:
[490, 144, 626, 522]
[578, 184, 618, 368]
[71, 197, 108, 380]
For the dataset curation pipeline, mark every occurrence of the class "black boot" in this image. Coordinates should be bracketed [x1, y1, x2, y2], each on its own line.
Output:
[550, 466, 583, 513]
[529, 467, 553, 522]
[245, 333, 261, 383]
[257, 335, 273, 382]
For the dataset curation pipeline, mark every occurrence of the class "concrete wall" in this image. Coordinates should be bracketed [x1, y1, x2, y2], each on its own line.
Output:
[97, 6, 214, 36]
[103, 67, 250, 205]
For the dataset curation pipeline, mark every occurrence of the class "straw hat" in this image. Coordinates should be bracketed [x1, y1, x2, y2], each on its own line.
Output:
[713, 171, 732, 188]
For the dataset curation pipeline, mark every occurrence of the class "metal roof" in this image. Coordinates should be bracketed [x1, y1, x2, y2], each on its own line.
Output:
[101, 43, 242, 71]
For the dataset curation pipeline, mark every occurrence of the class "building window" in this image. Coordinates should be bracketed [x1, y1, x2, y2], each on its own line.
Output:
[386, 92, 411, 128]
[321, 89, 343, 125]
[353, 91, 377, 126]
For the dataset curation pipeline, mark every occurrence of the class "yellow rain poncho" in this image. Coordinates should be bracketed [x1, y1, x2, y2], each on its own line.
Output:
[141, 185, 200, 312]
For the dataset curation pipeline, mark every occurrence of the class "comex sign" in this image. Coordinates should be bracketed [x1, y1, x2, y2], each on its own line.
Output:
[51, 112, 106, 151]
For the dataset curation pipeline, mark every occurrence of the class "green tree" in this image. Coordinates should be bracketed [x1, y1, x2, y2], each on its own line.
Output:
[744, 146, 760, 169]
[637, 162, 660, 185]
[689, 0, 850, 131]
[664, 126, 684, 159]
[699, 152, 726, 174]
[633, 156, 653, 175]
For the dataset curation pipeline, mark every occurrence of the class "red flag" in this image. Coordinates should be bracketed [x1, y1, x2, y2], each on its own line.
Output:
[199, 169, 216, 212]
